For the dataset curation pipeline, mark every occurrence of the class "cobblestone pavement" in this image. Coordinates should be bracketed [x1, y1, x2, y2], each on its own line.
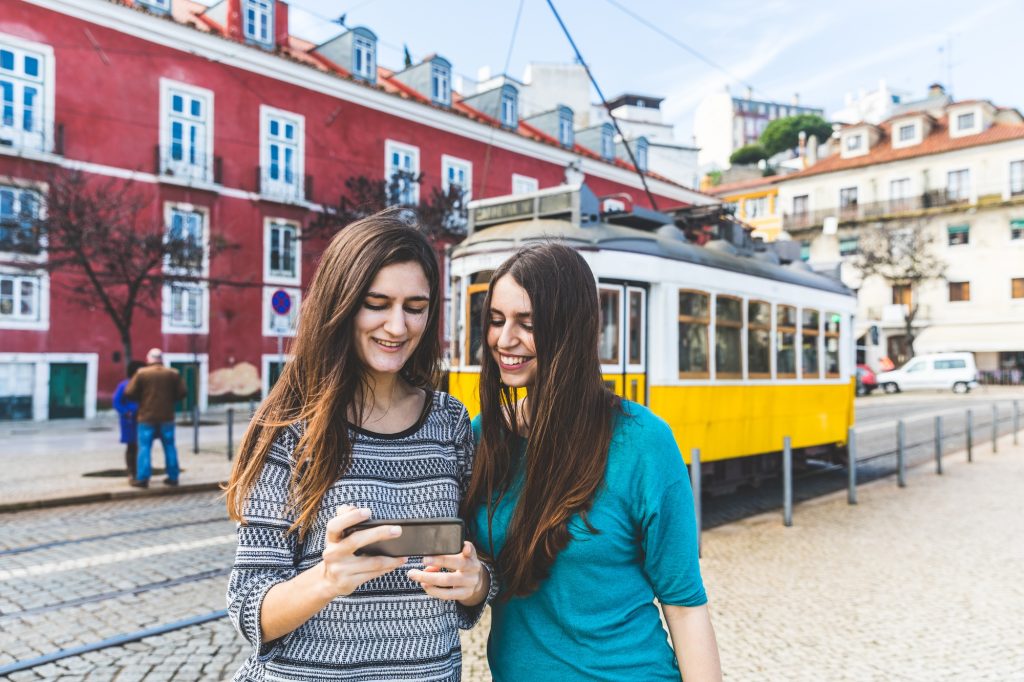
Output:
[2, 436, 1021, 680]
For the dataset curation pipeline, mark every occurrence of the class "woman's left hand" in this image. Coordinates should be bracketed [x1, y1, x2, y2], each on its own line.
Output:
[408, 541, 488, 607]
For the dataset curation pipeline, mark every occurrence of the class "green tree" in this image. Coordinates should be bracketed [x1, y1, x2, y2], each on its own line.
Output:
[729, 143, 768, 166]
[759, 114, 832, 157]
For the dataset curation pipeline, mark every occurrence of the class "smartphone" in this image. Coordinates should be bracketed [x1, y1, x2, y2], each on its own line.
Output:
[343, 517, 465, 557]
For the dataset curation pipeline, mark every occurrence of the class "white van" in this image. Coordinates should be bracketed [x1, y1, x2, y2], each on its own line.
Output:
[876, 352, 979, 394]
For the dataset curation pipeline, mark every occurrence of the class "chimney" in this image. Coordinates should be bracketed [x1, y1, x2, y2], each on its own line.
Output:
[928, 82, 946, 98]
[797, 130, 807, 164]
[807, 134, 819, 166]
[791, 92, 800, 106]
[746, 86, 753, 100]
[275, 1, 290, 49]
[225, 0, 243, 40]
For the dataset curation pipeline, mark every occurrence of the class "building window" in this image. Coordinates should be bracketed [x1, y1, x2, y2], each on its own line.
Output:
[898, 123, 916, 141]
[0, 272, 40, 322]
[557, 110, 574, 148]
[260, 107, 304, 201]
[0, 186, 42, 255]
[715, 295, 742, 378]
[511, 174, 538, 195]
[431, 62, 451, 106]
[792, 194, 808, 215]
[947, 168, 970, 202]
[600, 125, 614, 161]
[165, 207, 205, 273]
[748, 300, 771, 378]
[776, 304, 797, 378]
[745, 196, 768, 219]
[1011, 278, 1024, 299]
[948, 281, 970, 302]
[500, 87, 517, 128]
[892, 284, 912, 307]
[824, 312, 841, 378]
[839, 186, 858, 209]
[441, 155, 471, 232]
[385, 140, 420, 205]
[167, 283, 205, 330]
[0, 38, 50, 152]
[947, 224, 970, 246]
[1011, 219, 1024, 241]
[265, 220, 298, 283]
[845, 134, 862, 151]
[161, 80, 213, 182]
[956, 111, 975, 131]
[890, 177, 911, 210]
[353, 34, 376, 81]
[161, 205, 209, 332]
[801, 309, 820, 379]
[635, 138, 649, 172]
[1011, 161, 1024, 196]
[839, 236, 859, 256]
[243, 0, 274, 45]
[678, 290, 709, 378]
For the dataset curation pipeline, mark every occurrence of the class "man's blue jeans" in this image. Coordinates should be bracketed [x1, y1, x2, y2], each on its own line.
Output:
[137, 421, 179, 483]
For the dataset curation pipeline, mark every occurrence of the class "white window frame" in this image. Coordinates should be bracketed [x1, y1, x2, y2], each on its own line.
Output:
[0, 183, 46, 264]
[431, 63, 451, 106]
[947, 168, 971, 202]
[263, 218, 300, 285]
[384, 140, 420, 205]
[441, 155, 472, 203]
[353, 34, 376, 81]
[635, 139, 649, 172]
[0, 267, 48, 331]
[500, 89, 517, 128]
[262, 285, 301, 337]
[162, 202, 209, 277]
[261, 353, 294, 399]
[846, 134, 862, 151]
[0, 34, 55, 154]
[839, 186, 859, 208]
[161, 202, 209, 335]
[1009, 160, 1024, 198]
[745, 196, 768, 219]
[0, 352, 98, 420]
[600, 126, 614, 160]
[159, 79, 214, 184]
[242, 0, 274, 46]
[892, 122, 920, 148]
[259, 105, 304, 203]
[558, 113, 574, 147]
[512, 173, 538, 195]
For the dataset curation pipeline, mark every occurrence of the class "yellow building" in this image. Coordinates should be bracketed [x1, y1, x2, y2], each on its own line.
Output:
[704, 176, 782, 241]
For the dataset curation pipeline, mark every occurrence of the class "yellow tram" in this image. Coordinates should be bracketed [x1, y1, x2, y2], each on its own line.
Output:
[446, 184, 857, 490]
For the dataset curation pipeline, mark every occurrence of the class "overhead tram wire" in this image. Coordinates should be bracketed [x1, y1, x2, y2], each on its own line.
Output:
[544, 0, 659, 212]
[478, 0, 526, 197]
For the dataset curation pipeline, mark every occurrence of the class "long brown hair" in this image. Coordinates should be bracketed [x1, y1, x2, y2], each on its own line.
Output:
[225, 208, 441, 540]
[462, 243, 619, 597]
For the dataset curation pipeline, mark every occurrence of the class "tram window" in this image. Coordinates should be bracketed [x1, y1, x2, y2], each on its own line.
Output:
[450, 276, 462, 367]
[777, 304, 797, 378]
[465, 283, 489, 366]
[628, 290, 643, 365]
[715, 295, 742, 378]
[678, 290, 709, 378]
[802, 309, 821, 379]
[599, 288, 620, 364]
[825, 312, 841, 377]
[748, 300, 771, 378]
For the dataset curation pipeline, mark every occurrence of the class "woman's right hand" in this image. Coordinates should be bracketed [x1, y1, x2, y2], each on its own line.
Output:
[318, 505, 407, 598]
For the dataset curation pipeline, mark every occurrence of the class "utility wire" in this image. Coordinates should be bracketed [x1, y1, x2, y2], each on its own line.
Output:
[478, 0, 525, 197]
[544, 0, 659, 211]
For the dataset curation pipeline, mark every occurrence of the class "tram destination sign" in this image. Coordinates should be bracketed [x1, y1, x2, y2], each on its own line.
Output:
[473, 198, 535, 226]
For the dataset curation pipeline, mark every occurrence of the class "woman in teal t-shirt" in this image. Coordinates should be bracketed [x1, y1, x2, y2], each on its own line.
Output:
[461, 244, 722, 681]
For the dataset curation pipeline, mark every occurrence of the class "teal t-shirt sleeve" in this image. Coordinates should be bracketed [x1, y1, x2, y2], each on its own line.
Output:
[635, 413, 708, 607]
[471, 413, 482, 444]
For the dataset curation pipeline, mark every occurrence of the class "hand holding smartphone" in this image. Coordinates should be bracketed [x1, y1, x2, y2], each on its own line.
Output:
[343, 517, 465, 557]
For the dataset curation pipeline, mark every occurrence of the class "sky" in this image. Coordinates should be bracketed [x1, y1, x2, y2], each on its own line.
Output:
[279, 0, 1024, 144]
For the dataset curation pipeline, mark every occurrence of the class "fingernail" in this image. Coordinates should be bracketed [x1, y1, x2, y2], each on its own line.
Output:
[389, 525, 401, 535]
[359, 508, 372, 518]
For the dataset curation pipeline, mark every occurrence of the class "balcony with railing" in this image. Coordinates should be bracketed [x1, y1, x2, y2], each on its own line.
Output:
[155, 146, 222, 186]
[0, 122, 65, 157]
[865, 303, 931, 325]
[257, 166, 312, 204]
[783, 190, 971, 231]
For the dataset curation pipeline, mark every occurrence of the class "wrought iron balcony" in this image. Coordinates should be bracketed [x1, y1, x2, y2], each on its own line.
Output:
[783, 190, 971, 231]
[0, 122, 64, 156]
[155, 146, 222, 185]
[257, 166, 312, 204]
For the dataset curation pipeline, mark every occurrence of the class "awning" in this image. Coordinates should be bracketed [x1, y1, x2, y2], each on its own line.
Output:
[914, 323, 1024, 353]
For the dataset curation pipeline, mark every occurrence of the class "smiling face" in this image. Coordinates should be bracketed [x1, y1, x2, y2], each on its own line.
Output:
[486, 274, 538, 389]
[353, 261, 431, 382]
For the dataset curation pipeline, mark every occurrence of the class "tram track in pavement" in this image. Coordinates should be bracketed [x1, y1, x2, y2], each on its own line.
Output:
[0, 515, 229, 557]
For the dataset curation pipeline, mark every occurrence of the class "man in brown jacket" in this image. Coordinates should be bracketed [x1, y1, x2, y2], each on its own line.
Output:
[124, 348, 187, 488]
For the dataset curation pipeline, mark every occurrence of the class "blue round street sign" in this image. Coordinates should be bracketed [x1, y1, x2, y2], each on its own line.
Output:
[271, 289, 292, 315]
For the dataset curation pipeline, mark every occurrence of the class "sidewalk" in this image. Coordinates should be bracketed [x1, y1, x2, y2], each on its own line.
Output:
[0, 408, 246, 511]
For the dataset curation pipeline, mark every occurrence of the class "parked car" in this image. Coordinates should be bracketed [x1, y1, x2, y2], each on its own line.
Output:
[875, 352, 979, 394]
[856, 364, 878, 395]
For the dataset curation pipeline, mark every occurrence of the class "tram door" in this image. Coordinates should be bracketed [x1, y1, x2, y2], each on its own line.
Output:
[598, 282, 648, 405]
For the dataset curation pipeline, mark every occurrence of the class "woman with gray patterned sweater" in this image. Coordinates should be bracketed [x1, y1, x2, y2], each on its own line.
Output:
[224, 208, 496, 681]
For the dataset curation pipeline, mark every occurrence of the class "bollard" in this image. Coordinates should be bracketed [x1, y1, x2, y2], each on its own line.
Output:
[1011, 399, 1019, 446]
[782, 436, 793, 527]
[934, 415, 943, 475]
[992, 404, 998, 454]
[966, 409, 973, 463]
[847, 427, 857, 505]
[249, 398, 255, 418]
[690, 448, 702, 557]
[897, 420, 906, 488]
[227, 408, 234, 461]
[192, 403, 199, 455]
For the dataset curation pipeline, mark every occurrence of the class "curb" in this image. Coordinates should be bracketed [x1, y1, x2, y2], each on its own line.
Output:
[0, 481, 227, 514]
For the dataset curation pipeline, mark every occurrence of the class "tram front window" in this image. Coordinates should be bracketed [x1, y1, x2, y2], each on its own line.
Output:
[748, 300, 771, 377]
[678, 290, 709, 378]
[802, 309, 820, 379]
[825, 312, 841, 377]
[599, 289, 620, 364]
[777, 305, 797, 378]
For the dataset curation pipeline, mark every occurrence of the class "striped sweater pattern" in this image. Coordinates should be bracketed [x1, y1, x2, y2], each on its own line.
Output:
[227, 392, 496, 682]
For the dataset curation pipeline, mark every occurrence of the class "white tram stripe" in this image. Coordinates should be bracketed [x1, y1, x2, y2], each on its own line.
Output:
[0, 534, 237, 581]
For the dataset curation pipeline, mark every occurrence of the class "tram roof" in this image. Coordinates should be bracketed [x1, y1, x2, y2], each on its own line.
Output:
[453, 212, 853, 297]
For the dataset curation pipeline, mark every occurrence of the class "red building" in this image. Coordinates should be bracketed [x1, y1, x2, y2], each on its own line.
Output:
[0, 0, 708, 420]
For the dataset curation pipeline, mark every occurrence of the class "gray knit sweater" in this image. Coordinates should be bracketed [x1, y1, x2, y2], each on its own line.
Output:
[227, 391, 496, 681]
